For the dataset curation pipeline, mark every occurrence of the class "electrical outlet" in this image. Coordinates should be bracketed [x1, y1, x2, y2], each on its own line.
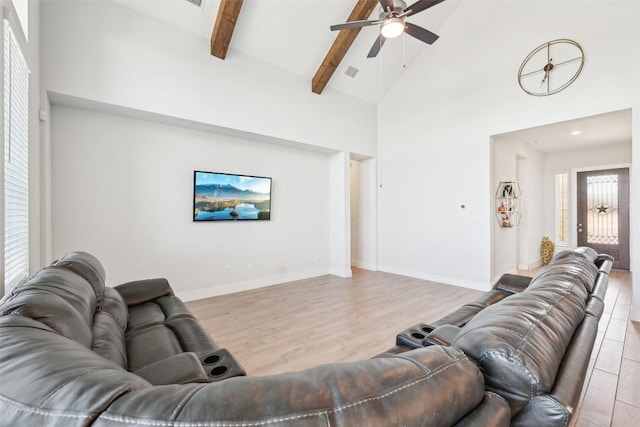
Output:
[248, 264, 254, 271]
[225, 265, 231, 274]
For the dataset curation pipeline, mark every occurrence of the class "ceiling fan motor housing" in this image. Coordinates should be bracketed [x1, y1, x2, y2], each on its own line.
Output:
[379, 0, 408, 19]
[329, 0, 442, 58]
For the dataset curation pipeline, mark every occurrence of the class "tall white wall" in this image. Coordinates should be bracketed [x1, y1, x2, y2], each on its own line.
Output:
[50, 105, 331, 300]
[38, 0, 379, 293]
[350, 160, 360, 266]
[378, 0, 640, 294]
[349, 158, 378, 271]
[491, 140, 544, 279]
[329, 152, 351, 277]
[350, 159, 378, 271]
[39, 0, 376, 156]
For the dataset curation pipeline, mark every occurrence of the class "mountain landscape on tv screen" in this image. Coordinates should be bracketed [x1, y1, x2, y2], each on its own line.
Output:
[195, 183, 269, 200]
[194, 182, 270, 221]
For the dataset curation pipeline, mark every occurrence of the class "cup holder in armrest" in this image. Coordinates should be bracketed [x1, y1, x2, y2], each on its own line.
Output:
[422, 324, 462, 347]
[200, 348, 246, 382]
[395, 323, 435, 349]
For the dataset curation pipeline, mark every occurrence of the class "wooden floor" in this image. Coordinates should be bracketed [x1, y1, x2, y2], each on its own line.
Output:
[186, 268, 638, 426]
[571, 269, 639, 427]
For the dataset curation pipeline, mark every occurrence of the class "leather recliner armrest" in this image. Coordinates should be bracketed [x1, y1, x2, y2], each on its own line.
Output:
[97, 346, 488, 426]
[492, 273, 532, 294]
[595, 255, 614, 275]
[114, 278, 173, 306]
[133, 352, 209, 385]
[423, 324, 461, 347]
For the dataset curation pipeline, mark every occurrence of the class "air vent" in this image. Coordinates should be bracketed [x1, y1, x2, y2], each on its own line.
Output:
[345, 66, 359, 78]
[185, 0, 205, 8]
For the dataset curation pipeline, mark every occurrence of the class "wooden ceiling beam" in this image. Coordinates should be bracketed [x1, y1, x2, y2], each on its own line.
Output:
[312, 0, 379, 95]
[211, 0, 244, 60]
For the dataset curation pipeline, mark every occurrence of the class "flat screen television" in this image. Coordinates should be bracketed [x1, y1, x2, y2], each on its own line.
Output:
[193, 171, 272, 221]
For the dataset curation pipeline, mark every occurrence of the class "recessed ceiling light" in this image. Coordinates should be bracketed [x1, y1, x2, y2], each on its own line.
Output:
[571, 130, 581, 135]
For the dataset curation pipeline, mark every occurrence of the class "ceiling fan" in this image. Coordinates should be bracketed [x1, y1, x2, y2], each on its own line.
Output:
[330, 0, 445, 58]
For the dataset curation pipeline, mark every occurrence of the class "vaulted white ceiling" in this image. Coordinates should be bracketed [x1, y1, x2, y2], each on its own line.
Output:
[111, 0, 460, 105]
[108, 0, 631, 152]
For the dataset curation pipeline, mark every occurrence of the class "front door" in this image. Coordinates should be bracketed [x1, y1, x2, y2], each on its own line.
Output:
[577, 168, 630, 270]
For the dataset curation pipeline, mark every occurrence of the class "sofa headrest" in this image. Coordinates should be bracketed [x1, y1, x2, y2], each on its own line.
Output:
[0, 315, 150, 425]
[452, 276, 588, 415]
[0, 267, 98, 347]
[530, 254, 599, 294]
[101, 287, 128, 330]
[52, 251, 106, 307]
[0, 290, 93, 347]
[552, 247, 598, 263]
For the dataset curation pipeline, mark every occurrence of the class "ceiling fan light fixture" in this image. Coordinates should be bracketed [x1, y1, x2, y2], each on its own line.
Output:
[380, 17, 404, 39]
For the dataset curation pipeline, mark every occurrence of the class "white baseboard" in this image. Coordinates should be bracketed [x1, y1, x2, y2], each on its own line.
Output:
[176, 268, 329, 302]
[329, 267, 352, 278]
[352, 259, 377, 271]
[377, 265, 491, 292]
[518, 260, 542, 271]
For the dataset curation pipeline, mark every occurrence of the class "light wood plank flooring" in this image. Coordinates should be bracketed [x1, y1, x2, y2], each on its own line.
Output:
[186, 268, 637, 426]
[572, 269, 639, 427]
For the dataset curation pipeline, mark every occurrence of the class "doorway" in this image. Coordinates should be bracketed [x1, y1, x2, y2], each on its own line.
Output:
[490, 109, 632, 280]
[349, 157, 377, 271]
[577, 168, 630, 269]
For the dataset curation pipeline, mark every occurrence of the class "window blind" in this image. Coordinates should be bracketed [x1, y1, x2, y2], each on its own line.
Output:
[3, 20, 29, 293]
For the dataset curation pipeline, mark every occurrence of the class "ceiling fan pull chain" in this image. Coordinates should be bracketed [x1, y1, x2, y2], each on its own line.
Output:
[379, 40, 383, 100]
[403, 32, 407, 69]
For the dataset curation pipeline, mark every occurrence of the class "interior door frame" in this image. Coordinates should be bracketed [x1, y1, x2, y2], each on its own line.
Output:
[570, 163, 632, 250]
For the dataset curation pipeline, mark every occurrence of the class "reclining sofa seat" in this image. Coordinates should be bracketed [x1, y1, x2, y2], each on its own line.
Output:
[385, 247, 612, 426]
[0, 251, 511, 426]
[416, 248, 609, 427]
[452, 254, 599, 421]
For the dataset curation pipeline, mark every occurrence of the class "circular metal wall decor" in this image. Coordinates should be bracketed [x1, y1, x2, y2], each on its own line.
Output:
[518, 39, 585, 96]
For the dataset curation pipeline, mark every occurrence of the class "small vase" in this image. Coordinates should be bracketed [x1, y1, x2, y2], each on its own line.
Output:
[540, 237, 555, 266]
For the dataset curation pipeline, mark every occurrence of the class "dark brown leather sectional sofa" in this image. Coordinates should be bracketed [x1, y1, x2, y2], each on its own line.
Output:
[392, 247, 613, 426]
[0, 248, 611, 426]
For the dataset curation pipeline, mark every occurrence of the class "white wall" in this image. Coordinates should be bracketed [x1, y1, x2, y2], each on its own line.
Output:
[349, 158, 378, 271]
[378, 1, 640, 293]
[50, 105, 331, 300]
[38, 0, 379, 289]
[358, 158, 378, 271]
[350, 160, 360, 265]
[517, 151, 545, 270]
[39, 0, 376, 157]
[491, 139, 544, 279]
[329, 152, 351, 277]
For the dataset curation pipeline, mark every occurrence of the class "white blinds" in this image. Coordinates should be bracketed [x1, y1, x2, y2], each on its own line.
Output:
[3, 20, 29, 292]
